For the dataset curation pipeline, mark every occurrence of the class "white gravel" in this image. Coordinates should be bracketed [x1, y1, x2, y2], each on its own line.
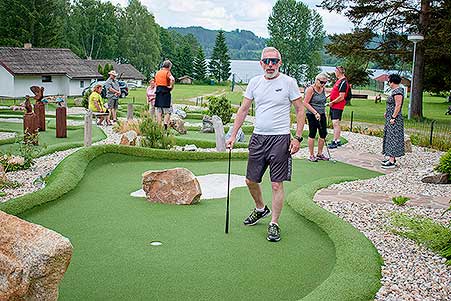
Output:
[317, 200, 451, 301]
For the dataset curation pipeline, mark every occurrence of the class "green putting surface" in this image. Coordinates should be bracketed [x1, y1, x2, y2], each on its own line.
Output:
[18, 153, 379, 300]
[0, 121, 105, 155]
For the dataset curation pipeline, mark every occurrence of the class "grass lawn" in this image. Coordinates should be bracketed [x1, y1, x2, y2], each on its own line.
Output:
[18, 153, 380, 300]
[127, 85, 227, 105]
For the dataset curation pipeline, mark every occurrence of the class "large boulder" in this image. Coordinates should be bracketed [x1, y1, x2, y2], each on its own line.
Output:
[142, 168, 202, 205]
[0, 211, 73, 301]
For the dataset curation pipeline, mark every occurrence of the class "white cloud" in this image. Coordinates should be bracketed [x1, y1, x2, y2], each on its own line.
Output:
[106, 0, 353, 38]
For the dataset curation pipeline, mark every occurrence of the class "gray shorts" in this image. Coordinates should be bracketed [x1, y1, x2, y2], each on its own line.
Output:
[246, 133, 292, 183]
[108, 98, 119, 110]
[156, 107, 172, 114]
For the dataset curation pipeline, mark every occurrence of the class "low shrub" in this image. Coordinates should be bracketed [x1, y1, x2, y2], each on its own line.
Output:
[113, 119, 141, 135]
[0, 142, 42, 171]
[139, 113, 175, 149]
[392, 196, 410, 206]
[207, 95, 232, 124]
[389, 212, 451, 265]
[435, 149, 451, 176]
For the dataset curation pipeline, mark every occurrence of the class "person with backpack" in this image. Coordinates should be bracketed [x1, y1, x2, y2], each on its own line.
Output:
[326, 65, 350, 148]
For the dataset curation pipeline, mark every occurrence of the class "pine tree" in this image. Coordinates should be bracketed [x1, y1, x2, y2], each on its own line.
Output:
[209, 30, 231, 83]
[193, 47, 207, 81]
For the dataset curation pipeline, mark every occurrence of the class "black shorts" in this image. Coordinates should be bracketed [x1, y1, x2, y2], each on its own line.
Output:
[306, 113, 327, 139]
[246, 133, 292, 183]
[330, 108, 343, 121]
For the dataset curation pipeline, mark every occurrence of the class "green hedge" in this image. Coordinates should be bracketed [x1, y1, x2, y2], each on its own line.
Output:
[287, 177, 382, 301]
[0, 145, 248, 215]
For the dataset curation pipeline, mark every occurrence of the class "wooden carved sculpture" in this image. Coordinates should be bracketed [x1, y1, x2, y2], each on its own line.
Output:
[30, 86, 46, 131]
[23, 95, 39, 145]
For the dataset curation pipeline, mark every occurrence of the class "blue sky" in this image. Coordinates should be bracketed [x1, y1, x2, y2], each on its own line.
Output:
[108, 0, 353, 38]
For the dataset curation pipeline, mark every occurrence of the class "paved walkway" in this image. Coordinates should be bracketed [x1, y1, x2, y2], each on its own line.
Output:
[314, 143, 450, 209]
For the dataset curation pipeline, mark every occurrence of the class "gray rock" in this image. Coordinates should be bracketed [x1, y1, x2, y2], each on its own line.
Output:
[421, 173, 449, 184]
[225, 126, 245, 142]
[201, 115, 214, 133]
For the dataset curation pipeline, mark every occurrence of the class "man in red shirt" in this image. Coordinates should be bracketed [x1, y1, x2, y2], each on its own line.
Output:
[326, 66, 348, 148]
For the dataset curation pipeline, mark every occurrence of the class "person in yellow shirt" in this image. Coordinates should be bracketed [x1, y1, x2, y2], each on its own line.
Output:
[89, 84, 110, 125]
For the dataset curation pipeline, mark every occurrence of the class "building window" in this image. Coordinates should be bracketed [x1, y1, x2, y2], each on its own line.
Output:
[80, 81, 84, 88]
[42, 75, 52, 82]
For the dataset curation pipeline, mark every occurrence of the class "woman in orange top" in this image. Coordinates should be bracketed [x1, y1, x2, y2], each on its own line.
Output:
[154, 60, 175, 129]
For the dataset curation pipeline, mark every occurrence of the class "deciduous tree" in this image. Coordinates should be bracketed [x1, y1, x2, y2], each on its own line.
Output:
[267, 0, 325, 82]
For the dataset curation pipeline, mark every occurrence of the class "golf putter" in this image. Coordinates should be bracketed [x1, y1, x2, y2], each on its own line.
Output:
[318, 118, 336, 163]
[225, 147, 232, 233]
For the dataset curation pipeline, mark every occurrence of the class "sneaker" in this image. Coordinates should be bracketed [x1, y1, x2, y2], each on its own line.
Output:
[243, 205, 271, 226]
[381, 158, 396, 164]
[381, 160, 396, 169]
[267, 223, 281, 242]
[308, 155, 318, 162]
[316, 154, 329, 161]
[328, 141, 338, 149]
[336, 140, 342, 147]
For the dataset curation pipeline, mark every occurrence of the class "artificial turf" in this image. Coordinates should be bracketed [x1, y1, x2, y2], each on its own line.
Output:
[18, 153, 380, 300]
[0, 121, 105, 155]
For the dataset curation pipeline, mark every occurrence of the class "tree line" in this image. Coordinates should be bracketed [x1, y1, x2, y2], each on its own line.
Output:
[0, 0, 230, 82]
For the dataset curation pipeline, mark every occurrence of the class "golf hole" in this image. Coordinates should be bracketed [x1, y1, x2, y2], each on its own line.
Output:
[150, 241, 162, 246]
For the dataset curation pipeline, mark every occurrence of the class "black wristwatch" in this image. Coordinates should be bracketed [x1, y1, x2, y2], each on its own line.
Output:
[293, 135, 303, 143]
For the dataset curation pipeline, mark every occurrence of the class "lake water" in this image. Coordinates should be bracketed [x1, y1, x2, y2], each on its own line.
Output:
[230, 60, 390, 83]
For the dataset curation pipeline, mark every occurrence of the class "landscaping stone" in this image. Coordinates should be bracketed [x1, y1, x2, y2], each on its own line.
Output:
[0, 211, 73, 301]
[225, 126, 245, 142]
[142, 168, 201, 205]
[211, 115, 225, 152]
[201, 115, 214, 133]
[169, 115, 187, 134]
[120, 130, 138, 146]
[421, 173, 449, 184]
[182, 144, 197, 151]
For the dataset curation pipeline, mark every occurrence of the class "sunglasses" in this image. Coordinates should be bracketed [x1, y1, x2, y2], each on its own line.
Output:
[319, 80, 327, 85]
[261, 58, 280, 65]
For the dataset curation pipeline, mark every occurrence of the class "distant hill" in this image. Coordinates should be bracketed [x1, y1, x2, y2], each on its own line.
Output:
[168, 26, 267, 60]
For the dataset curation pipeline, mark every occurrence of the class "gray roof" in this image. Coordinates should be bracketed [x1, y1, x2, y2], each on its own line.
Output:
[0, 47, 102, 79]
[84, 59, 146, 80]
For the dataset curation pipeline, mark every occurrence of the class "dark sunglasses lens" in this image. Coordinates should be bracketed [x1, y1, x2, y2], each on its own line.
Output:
[262, 58, 279, 64]
[319, 80, 327, 84]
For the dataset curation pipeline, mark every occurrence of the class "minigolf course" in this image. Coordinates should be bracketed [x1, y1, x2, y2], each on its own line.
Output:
[1, 145, 383, 300]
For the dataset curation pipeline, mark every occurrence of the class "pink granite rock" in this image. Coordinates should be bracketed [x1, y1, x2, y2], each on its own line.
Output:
[0, 211, 73, 301]
[142, 168, 201, 205]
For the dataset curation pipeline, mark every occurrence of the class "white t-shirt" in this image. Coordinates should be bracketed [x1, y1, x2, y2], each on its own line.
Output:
[244, 74, 301, 135]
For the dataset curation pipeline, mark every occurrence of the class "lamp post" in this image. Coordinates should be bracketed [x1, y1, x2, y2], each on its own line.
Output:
[407, 34, 424, 120]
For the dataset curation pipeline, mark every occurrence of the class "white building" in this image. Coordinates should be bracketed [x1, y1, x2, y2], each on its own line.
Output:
[0, 46, 102, 98]
[84, 59, 146, 87]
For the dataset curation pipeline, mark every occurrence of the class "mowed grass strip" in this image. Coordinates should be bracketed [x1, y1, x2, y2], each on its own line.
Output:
[17, 150, 380, 300]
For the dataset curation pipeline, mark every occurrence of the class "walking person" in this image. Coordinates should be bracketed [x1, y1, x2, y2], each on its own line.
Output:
[226, 47, 306, 242]
[381, 74, 405, 169]
[146, 78, 156, 120]
[154, 60, 175, 130]
[104, 70, 121, 123]
[326, 66, 349, 148]
[303, 73, 329, 162]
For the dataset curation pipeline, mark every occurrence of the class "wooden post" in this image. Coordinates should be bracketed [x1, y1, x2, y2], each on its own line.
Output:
[34, 100, 46, 131]
[56, 106, 67, 138]
[127, 103, 134, 120]
[23, 113, 39, 145]
[84, 111, 92, 147]
[212, 115, 226, 152]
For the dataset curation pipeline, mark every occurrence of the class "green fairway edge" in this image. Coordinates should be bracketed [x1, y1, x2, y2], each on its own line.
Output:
[0, 145, 382, 300]
[0, 145, 249, 215]
[287, 178, 383, 301]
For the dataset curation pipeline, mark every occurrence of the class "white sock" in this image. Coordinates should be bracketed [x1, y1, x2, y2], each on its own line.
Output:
[255, 206, 265, 212]
[270, 222, 279, 227]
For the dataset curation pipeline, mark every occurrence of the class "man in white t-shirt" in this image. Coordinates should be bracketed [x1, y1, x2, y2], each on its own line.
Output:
[226, 47, 305, 242]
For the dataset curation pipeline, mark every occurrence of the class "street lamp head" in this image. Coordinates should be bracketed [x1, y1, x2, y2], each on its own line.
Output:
[408, 34, 424, 43]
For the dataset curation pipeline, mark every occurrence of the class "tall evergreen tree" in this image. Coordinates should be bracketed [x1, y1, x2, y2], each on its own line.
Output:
[193, 47, 207, 81]
[321, 0, 451, 118]
[118, 0, 161, 78]
[209, 30, 231, 82]
[267, 0, 325, 82]
[0, 0, 67, 47]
